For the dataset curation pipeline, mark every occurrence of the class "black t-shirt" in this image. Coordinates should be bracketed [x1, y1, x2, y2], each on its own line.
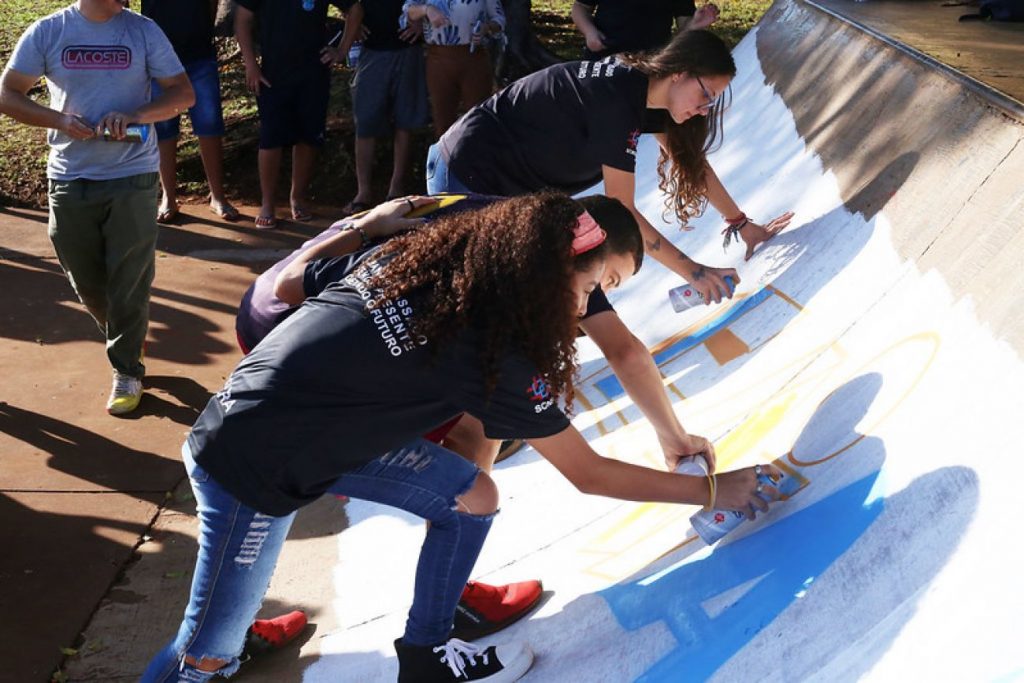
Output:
[356, 0, 415, 51]
[441, 60, 649, 196]
[235, 0, 341, 83]
[191, 248, 570, 516]
[578, 0, 695, 56]
[141, 0, 216, 63]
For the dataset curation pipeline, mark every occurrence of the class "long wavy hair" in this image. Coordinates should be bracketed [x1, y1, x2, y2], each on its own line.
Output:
[369, 192, 605, 407]
[621, 30, 736, 225]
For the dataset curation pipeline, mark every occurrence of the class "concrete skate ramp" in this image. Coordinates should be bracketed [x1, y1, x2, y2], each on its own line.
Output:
[305, 1, 1024, 680]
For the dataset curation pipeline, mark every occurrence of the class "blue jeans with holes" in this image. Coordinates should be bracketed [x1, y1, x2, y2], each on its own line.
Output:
[142, 439, 491, 681]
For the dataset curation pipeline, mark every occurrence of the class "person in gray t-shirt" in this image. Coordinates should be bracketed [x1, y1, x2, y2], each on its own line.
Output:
[0, 0, 193, 415]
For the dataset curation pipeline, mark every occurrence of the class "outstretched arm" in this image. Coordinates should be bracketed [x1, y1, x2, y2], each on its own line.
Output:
[703, 165, 795, 262]
[530, 426, 779, 511]
[580, 310, 716, 471]
[274, 196, 435, 304]
[602, 164, 738, 303]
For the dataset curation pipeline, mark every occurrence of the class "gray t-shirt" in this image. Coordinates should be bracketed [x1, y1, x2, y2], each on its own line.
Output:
[7, 5, 184, 180]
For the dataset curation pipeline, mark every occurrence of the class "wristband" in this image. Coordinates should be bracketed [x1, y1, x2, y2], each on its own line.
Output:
[704, 472, 717, 510]
[345, 223, 372, 248]
[721, 218, 749, 249]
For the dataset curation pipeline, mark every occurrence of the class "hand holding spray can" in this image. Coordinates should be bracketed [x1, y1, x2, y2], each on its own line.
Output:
[469, 19, 484, 53]
[668, 275, 735, 312]
[675, 454, 791, 545]
[102, 123, 149, 143]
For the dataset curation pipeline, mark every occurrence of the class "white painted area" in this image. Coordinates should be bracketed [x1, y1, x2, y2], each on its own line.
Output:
[304, 27, 1024, 683]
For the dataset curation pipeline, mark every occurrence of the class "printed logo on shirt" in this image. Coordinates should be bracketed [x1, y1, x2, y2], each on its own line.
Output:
[526, 375, 555, 413]
[62, 45, 132, 70]
[577, 56, 618, 80]
[344, 259, 427, 358]
[626, 128, 641, 157]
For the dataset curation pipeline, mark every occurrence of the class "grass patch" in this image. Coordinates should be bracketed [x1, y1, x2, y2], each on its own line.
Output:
[1, 0, 772, 209]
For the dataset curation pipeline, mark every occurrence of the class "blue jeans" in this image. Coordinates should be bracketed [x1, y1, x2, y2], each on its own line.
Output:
[153, 57, 226, 140]
[426, 142, 471, 194]
[143, 439, 491, 681]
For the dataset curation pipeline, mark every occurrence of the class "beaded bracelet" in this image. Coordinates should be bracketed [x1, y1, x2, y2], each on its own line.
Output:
[345, 223, 371, 248]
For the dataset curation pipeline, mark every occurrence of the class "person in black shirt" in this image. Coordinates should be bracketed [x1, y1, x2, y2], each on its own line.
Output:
[142, 192, 782, 682]
[571, 0, 720, 59]
[235, 0, 344, 228]
[429, 29, 794, 304]
[336, 0, 430, 215]
[142, 0, 240, 223]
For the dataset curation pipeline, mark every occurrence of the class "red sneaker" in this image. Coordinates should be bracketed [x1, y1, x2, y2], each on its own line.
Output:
[241, 610, 308, 660]
[451, 580, 544, 641]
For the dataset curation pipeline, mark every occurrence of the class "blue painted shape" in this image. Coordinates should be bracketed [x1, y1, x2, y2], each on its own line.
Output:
[594, 288, 775, 401]
[601, 471, 884, 682]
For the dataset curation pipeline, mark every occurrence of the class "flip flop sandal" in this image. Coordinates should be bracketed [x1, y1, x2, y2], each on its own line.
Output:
[157, 206, 179, 223]
[341, 200, 372, 217]
[254, 214, 278, 230]
[210, 201, 241, 222]
[290, 206, 314, 222]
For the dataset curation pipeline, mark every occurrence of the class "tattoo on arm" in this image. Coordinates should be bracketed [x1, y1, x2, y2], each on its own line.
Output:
[645, 237, 662, 252]
[691, 266, 707, 280]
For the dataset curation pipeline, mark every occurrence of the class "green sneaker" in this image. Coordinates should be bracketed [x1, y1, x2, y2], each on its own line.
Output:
[106, 371, 143, 415]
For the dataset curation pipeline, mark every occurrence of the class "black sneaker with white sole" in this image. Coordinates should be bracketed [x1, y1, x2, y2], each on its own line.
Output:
[395, 637, 533, 682]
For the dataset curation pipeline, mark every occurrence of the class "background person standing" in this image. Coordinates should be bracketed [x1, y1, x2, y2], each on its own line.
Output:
[235, 0, 344, 229]
[141, 0, 240, 223]
[0, 0, 194, 415]
[571, 0, 720, 58]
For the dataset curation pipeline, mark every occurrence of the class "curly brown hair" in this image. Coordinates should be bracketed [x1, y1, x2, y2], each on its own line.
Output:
[621, 30, 736, 225]
[369, 192, 605, 407]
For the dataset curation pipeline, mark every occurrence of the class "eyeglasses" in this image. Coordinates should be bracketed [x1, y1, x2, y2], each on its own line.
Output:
[694, 76, 720, 112]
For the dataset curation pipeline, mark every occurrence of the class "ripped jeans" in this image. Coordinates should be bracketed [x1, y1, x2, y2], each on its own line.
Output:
[142, 439, 492, 682]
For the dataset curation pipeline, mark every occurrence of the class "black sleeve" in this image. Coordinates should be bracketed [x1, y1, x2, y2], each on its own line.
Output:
[472, 356, 570, 440]
[582, 286, 615, 320]
[302, 256, 361, 298]
[671, 0, 697, 16]
[234, 0, 259, 11]
[335, 0, 358, 11]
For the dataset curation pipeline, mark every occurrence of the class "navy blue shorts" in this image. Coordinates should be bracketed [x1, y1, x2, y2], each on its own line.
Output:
[256, 68, 331, 149]
[352, 46, 429, 138]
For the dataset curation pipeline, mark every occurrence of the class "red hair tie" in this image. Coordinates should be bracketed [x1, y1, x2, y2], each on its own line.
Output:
[572, 210, 606, 256]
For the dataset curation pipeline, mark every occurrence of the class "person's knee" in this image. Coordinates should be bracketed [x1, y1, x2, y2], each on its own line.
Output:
[456, 470, 498, 515]
[184, 654, 228, 672]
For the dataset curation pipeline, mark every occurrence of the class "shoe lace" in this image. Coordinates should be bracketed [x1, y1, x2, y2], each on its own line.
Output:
[432, 638, 488, 678]
[112, 373, 136, 394]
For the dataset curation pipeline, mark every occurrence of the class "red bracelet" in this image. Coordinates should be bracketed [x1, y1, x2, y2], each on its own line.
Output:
[725, 212, 748, 225]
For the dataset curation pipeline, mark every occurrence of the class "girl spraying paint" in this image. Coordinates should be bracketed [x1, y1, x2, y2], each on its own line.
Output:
[142, 193, 781, 683]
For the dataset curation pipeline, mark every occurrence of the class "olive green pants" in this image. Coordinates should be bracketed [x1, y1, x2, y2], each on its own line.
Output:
[47, 172, 159, 378]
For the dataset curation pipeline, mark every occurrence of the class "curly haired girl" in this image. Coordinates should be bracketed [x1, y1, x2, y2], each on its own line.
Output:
[143, 192, 780, 683]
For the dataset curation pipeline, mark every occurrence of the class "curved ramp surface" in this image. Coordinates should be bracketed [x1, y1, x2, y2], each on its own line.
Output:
[305, 1, 1024, 680]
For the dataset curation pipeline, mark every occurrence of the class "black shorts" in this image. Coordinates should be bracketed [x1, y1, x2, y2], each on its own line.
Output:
[256, 68, 331, 149]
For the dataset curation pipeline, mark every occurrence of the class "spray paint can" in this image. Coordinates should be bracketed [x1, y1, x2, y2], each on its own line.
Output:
[348, 40, 363, 69]
[675, 454, 790, 545]
[102, 124, 149, 143]
[668, 275, 735, 312]
[469, 19, 483, 53]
